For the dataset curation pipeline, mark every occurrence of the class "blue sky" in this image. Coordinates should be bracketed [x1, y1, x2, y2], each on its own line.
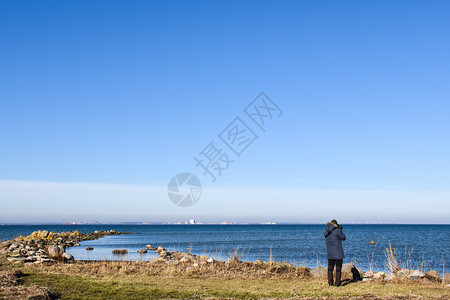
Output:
[1, 1, 449, 223]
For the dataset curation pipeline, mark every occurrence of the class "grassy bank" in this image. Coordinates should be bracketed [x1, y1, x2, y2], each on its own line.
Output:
[1, 259, 447, 299]
[24, 270, 448, 299]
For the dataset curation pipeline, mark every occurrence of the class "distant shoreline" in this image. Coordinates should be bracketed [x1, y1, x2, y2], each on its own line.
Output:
[1, 223, 449, 225]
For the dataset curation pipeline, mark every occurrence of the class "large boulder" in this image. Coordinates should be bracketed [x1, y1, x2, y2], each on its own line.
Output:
[47, 245, 63, 259]
[341, 263, 353, 274]
[425, 270, 441, 282]
[341, 263, 361, 282]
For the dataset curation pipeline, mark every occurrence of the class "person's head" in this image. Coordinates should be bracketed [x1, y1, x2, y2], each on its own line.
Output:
[330, 219, 339, 227]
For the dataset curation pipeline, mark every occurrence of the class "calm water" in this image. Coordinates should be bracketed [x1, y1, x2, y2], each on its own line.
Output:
[0, 224, 448, 272]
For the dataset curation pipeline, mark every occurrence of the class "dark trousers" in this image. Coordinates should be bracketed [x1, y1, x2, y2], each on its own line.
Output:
[327, 259, 342, 286]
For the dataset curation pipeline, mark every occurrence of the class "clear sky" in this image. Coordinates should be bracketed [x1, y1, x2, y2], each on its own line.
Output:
[1, 1, 449, 223]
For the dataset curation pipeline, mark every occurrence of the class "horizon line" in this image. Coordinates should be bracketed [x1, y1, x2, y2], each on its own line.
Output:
[1, 222, 449, 225]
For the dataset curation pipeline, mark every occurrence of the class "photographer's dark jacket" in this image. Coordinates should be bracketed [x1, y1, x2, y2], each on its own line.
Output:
[324, 223, 346, 259]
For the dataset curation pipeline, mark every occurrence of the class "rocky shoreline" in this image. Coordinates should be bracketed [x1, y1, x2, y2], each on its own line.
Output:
[0, 230, 128, 265]
[149, 245, 449, 284]
[0, 230, 449, 285]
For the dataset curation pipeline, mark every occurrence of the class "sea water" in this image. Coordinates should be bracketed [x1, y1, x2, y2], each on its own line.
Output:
[0, 224, 448, 272]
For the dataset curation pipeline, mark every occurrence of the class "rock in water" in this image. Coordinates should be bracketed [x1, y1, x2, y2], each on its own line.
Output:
[86, 247, 94, 250]
[112, 249, 128, 255]
[138, 249, 148, 253]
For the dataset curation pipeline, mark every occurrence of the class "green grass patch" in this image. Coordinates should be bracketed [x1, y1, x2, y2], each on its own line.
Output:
[24, 273, 194, 300]
[22, 270, 448, 300]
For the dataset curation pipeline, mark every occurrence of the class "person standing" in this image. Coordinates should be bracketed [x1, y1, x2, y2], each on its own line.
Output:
[324, 219, 346, 286]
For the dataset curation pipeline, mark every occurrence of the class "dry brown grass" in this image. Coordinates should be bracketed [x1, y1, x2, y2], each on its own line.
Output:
[24, 258, 310, 280]
[384, 242, 400, 274]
